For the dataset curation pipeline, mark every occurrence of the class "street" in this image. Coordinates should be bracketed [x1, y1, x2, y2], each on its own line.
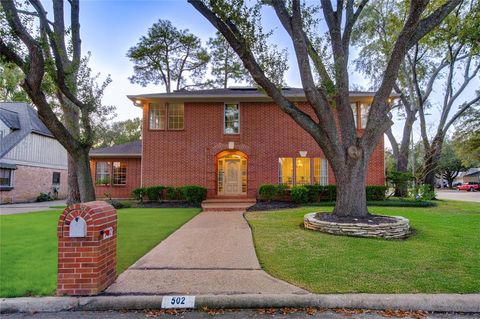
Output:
[436, 189, 480, 203]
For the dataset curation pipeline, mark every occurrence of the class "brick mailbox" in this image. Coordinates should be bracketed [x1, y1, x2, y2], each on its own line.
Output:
[57, 201, 117, 296]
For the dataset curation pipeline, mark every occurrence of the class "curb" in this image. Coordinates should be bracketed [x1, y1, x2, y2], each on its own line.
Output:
[1, 294, 479, 314]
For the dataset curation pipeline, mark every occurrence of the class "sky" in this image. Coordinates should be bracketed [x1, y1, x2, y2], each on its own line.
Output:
[73, 0, 477, 149]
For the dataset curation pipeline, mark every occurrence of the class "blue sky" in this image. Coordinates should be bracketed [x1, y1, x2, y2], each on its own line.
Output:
[76, 0, 477, 148]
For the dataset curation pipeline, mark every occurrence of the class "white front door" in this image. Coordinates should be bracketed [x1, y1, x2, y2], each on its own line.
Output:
[224, 159, 242, 194]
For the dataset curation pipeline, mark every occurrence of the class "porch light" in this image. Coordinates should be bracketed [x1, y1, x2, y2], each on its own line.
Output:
[299, 151, 307, 157]
[134, 99, 142, 106]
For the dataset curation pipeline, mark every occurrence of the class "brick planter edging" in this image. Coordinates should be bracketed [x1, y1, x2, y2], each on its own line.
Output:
[304, 213, 411, 239]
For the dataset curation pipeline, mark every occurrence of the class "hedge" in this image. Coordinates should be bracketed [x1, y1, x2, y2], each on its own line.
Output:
[291, 186, 308, 204]
[132, 185, 207, 203]
[179, 185, 207, 204]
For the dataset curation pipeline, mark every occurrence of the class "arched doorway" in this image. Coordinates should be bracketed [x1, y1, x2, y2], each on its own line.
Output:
[216, 151, 247, 195]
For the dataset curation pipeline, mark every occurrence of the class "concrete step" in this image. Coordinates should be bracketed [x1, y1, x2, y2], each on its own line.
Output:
[202, 197, 256, 204]
[201, 198, 256, 212]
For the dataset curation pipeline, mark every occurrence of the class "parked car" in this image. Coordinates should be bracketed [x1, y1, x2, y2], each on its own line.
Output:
[452, 182, 462, 187]
[457, 182, 480, 192]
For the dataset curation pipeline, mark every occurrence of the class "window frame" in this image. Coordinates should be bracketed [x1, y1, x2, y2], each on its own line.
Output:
[0, 168, 14, 190]
[52, 172, 61, 185]
[278, 157, 294, 187]
[167, 103, 185, 130]
[112, 161, 127, 186]
[351, 102, 359, 128]
[223, 103, 240, 135]
[278, 157, 329, 187]
[148, 103, 167, 130]
[95, 161, 111, 186]
[360, 103, 370, 129]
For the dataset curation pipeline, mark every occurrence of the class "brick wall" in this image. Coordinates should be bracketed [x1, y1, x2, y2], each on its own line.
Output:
[89, 157, 141, 199]
[141, 101, 385, 198]
[0, 165, 68, 204]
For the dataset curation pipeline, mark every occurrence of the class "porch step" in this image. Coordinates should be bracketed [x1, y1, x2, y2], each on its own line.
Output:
[201, 198, 256, 212]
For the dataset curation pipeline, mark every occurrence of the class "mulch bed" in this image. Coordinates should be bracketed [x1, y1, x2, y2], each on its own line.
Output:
[247, 201, 298, 212]
[314, 212, 398, 225]
[131, 201, 201, 209]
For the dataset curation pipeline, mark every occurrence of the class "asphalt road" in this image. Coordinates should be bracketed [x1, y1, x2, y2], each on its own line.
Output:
[0, 200, 66, 215]
[436, 189, 480, 202]
[3, 309, 480, 319]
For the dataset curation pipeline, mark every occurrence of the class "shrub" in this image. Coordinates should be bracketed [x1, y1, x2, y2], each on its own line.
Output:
[165, 187, 181, 200]
[145, 186, 165, 201]
[179, 185, 207, 204]
[258, 184, 277, 201]
[366, 185, 388, 201]
[132, 187, 146, 202]
[291, 186, 309, 204]
[417, 184, 436, 200]
[276, 184, 290, 200]
[95, 177, 110, 186]
[106, 199, 125, 209]
[36, 192, 54, 202]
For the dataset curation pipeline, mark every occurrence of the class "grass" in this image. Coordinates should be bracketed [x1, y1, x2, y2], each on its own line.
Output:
[0, 208, 199, 297]
[245, 200, 480, 293]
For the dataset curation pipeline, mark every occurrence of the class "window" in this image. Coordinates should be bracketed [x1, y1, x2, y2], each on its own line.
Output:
[224, 104, 240, 134]
[295, 158, 311, 186]
[360, 103, 370, 128]
[351, 103, 358, 128]
[95, 161, 110, 185]
[112, 161, 127, 185]
[52, 172, 61, 185]
[313, 158, 328, 185]
[168, 103, 184, 130]
[0, 168, 13, 188]
[149, 103, 166, 129]
[278, 158, 293, 187]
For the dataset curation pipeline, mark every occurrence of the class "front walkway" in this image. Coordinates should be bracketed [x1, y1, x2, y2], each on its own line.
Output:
[0, 200, 66, 215]
[106, 211, 306, 295]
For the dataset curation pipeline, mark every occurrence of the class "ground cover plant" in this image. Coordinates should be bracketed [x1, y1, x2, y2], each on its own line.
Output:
[246, 200, 480, 293]
[0, 208, 200, 297]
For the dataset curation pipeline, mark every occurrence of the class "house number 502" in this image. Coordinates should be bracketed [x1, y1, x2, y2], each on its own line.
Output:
[161, 295, 195, 309]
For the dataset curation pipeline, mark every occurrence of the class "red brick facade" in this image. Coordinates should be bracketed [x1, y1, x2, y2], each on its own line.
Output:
[0, 165, 68, 204]
[90, 99, 385, 199]
[57, 201, 117, 296]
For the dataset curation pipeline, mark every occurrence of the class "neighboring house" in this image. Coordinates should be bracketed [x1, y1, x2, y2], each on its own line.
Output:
[453, 168, 480, 185]
[0, 102, 68, 204]
[90, 87, 385, 199]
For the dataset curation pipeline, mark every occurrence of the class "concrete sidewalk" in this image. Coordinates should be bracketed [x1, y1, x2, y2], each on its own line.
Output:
[0, 200, 66, 215]
[106, 211, 305, 295]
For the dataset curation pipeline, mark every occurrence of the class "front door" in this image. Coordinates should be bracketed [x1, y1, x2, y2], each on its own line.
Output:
[224, 159, 242, 194]
[217, 153, 247, 195]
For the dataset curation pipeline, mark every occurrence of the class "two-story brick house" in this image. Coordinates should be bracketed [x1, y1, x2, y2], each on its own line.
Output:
[90, 87, 384, 199]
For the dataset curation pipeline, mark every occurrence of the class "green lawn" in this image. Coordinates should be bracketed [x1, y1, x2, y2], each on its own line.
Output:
[246, 200, 480, 293]
[0, 208, 199, 297]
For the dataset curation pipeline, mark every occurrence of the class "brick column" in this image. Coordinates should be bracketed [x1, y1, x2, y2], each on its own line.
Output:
[57, 201, 117, 296]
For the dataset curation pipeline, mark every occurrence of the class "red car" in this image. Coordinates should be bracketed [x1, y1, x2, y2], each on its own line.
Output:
[457, 182, 480, 192]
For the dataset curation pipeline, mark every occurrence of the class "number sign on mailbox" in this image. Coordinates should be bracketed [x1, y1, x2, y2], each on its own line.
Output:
[69, 217, 87, 238]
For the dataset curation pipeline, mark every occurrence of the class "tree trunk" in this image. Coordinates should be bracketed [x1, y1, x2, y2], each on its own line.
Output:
[332, 158, 369, 218]
[422, 137, 443, 190]
[394, 153, 409, 197]
[75, 148, 96, 202]
[66, 154, 81, 205]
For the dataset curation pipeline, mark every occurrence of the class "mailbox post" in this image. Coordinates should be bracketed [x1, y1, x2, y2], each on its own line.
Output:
[57, 201, 117, 296]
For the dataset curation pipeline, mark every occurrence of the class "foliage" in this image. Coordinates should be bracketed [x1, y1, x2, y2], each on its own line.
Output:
[290, 186, 309, 204]
[365, 186, 388, 201]
[179, 185, 207, 204]
[95, 177, 111, 186]
[145, 186, 165, 201]
[276, 184, 289, 200]
[452, 108, 480, 167]
[95, 118, 142, 148]
[437, 141, 466, 188]
[386, 171, 413, 194]
[0, 208, 200, 297]
[410, 184, 437, 201]
[166, 187, 180, 200]
[0, 61, 28, 101]
[246, 201, 480, 293]
[258, 184, 278, 201]
[36, 192, 55, 202]
[106, 199, 126, 210]
[132, 187, 146, 202]
[208, 31, 249, 88]
[304, 185, 337, 202]
[127, 19, 210, 92]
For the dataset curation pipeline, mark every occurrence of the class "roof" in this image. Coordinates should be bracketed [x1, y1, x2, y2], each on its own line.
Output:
[464, 168, 480, 177]
[0, 102, 55, 159]
[89, 140, 142, 158]
[128, 87, 396, 104]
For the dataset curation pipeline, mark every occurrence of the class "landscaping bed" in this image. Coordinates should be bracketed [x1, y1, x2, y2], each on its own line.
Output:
[245, 200, 480, 293]
[0, 207, 200, 297]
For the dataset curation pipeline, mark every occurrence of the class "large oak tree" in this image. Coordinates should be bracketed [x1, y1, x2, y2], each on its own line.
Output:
[189, 0, 462, 217]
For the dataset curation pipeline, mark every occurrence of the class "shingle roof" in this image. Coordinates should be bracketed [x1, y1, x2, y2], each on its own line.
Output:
[127, 87, 392, 103]
[90, 140, 142, 157]
[0, 102, 55, 159]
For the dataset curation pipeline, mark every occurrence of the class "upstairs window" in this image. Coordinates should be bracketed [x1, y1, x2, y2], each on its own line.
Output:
[149, 103, 166, 130]
[360, 103, 370, 128]
[224, 104, 240, 134]
[168, 103, 184, 130]
[112, 161, 127, 185]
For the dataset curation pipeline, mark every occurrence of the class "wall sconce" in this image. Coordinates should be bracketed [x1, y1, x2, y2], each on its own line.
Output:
[299, 151, 307, 157]
[134, 99, 142, 106]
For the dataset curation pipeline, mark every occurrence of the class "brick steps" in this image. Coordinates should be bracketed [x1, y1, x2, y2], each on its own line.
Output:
[201, 197, 256, 212]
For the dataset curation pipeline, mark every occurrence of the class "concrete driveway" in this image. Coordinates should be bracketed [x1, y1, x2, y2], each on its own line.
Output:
[106, 211, 306, 295]
[0, 200, 66, 215]
[436, 189, 480, 202]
